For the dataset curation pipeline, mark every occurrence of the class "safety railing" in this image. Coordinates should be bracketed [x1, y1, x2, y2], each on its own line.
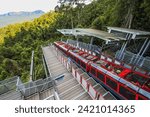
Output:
[67, 39, 102, 55]
[16, 75, 64, 98]
[115, 50, 150, 72]
[65, 40, 150, 74]
[0, 76, 18, 95]
[142, 57, 150, 73]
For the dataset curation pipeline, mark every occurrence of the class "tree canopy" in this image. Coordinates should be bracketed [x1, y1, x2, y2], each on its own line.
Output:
[0, 0, 150, 81]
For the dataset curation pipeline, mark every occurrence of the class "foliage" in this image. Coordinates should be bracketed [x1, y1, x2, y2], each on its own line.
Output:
[0, 0, 150, 81]
[0, 12, 61, 81]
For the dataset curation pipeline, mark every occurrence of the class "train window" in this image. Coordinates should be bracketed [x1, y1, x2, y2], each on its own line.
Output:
[81, 62, 86, 69]
[97, 72, 105, 82]
[106, 77, 117, 90]
[77, 59, 80, 65]
[119, 85, 135, 100]
[91, 68, 96, 76]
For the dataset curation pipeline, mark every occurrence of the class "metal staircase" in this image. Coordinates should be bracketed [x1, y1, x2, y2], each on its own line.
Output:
[42, 46, 92, 100]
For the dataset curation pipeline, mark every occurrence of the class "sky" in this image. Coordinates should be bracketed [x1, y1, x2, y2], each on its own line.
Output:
[0, 0, 59, 14]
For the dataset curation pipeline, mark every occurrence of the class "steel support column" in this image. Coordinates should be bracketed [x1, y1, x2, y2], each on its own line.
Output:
[136, 39, 150, 65]
[133, 38, 148, 64]
[76, 36, 79, 48]
[30, 51, 34, 82]
[42, 55, 48, 78]
[118, 34, 132, 60]
[90, 37, 94, 50]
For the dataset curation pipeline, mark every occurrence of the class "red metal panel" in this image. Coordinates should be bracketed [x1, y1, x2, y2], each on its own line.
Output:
[72, 67, 76, 78]
[81, 77, 88, 91]
[76, 70, 82, 83]
[89, 84, 97, 99]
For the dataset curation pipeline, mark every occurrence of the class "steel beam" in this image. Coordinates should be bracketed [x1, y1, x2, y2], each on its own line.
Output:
[30, 51, 34, 82]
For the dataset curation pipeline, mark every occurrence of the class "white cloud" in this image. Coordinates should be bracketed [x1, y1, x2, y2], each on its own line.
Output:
[0, 0, 59, 14]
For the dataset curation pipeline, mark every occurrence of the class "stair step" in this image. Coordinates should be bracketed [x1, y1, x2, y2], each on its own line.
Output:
[75, 93, 92, 100]
[39, 88, 53, 100]
[60, 85, 85, 100]
[57, 79, 79, 94]
[0, 90, 21, 100]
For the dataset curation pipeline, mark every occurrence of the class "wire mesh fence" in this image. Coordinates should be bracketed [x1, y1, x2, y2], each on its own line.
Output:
[16, 75, 64, 98]
[17, 77, 53, 97]
[0, 76, 18, 95]
[67, 39, 101, 54]
[115, 50, 150, 72]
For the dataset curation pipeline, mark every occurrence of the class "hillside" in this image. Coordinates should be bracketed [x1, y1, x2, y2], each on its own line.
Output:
[0, 10, 45, 27]
[0, 12, 61, 81]
[0, 0, 150, 82]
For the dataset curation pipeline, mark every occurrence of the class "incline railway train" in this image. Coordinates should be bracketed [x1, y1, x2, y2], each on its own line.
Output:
[54, 41, 150, 100]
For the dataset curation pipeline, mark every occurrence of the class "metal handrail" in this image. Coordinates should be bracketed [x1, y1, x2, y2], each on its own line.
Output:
[17, 74, 64, 97]
[67, 39, 102, 54]
[0, 76, 18, 95]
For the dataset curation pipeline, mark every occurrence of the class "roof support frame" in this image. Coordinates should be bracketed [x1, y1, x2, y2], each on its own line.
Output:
[135, 39, 150, 66]
[133, 38, 149, 65]
[117, 33, 132, 60]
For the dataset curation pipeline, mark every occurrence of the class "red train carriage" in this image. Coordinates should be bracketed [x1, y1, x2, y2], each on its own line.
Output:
[69, 48, 98, 71]
[54, 41, 75, 56]
[54, 41, 150, 100]
[69, 49, 89, 71]
[89, 60, 150, 100]
[54, 41, 64, 48]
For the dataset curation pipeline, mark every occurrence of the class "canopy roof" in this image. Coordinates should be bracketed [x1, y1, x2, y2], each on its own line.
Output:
[107, 27, 150, 40]
[57, 27, 150, 41]
[57, 28, 125, 42]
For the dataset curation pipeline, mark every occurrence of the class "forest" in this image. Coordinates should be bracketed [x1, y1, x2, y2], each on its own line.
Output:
[0, 0, 150, 81]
